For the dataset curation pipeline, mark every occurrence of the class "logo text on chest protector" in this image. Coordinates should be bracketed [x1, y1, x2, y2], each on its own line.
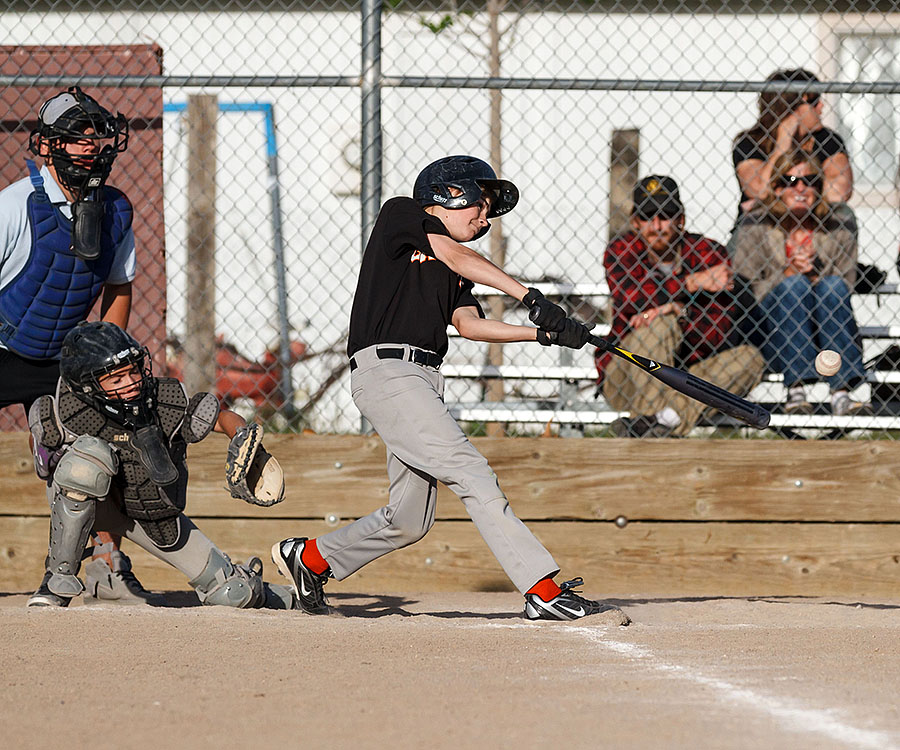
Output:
[410, 250, 436, 263]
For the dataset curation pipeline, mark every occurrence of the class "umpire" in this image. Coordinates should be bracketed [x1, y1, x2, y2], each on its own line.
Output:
[273, 155, 629, 623]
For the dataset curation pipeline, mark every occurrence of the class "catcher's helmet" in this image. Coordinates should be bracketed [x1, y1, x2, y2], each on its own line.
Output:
[60, 321, 153, 422]
[29, 86, 129, 198]
[413, 155, 519, 219]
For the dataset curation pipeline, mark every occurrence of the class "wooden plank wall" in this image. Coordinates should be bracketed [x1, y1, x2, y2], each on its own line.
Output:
[2, 433, 898, 598]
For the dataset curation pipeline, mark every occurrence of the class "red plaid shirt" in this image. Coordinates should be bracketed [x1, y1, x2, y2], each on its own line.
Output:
[596, 231, 737, 381]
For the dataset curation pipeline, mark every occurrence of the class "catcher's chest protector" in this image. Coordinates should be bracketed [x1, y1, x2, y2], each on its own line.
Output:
[56, 378, 190, 547]
[0, 160, 132, 359]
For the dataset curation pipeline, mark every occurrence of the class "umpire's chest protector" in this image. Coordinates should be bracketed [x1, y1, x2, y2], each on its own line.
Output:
[0, 161, 132, 359]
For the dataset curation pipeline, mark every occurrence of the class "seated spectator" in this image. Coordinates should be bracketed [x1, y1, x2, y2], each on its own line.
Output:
[598, 176, 765, 437]
[732, 68, 853, 218]
[732, 151, 867, 415]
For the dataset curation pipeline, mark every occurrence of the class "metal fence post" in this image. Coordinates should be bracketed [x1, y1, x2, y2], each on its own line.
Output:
[359, 0, 383, 433]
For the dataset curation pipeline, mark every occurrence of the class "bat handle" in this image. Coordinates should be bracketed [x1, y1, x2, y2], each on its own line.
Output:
[588, 334, 611, 351]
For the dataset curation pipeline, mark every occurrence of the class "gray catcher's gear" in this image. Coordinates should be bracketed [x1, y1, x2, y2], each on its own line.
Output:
[45, 434, 118, 596]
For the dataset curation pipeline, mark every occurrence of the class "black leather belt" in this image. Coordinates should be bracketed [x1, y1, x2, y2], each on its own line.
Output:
[350, 347, 443, 372]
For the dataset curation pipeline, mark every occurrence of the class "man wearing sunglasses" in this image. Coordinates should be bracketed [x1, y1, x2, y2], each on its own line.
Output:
[598, 176, 764, 437]
[732, 152, 868, 416]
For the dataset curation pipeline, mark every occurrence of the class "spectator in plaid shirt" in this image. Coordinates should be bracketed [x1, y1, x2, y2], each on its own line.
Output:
[598, 175, 764, 437]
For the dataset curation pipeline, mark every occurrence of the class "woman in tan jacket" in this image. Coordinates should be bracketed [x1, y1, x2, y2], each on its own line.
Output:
[732, 151, 866, 416]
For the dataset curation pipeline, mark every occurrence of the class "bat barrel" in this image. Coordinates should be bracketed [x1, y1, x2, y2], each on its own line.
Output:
[587, 334, 769, 429]
[685, 373, 770, 429]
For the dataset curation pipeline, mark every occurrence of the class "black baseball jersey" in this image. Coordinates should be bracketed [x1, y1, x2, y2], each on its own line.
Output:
[348, 197, 484, 358]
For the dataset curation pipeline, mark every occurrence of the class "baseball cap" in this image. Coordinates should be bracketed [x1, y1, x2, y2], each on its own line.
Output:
[38, 90, 81, 127]
[632, 175, 684, 220]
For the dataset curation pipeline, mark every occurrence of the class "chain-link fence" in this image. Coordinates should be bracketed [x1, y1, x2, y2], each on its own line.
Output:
[3, 1, 900, 439]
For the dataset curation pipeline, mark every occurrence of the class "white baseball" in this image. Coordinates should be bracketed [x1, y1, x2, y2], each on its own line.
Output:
[815, 349, 842, 377]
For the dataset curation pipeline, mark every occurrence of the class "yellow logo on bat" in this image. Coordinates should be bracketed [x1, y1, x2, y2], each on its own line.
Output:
[617, 346, 662, 372]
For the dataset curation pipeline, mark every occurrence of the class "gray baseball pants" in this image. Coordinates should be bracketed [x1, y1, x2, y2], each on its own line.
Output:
[92, 492, 221, 581]
[316, 343, 559, 593]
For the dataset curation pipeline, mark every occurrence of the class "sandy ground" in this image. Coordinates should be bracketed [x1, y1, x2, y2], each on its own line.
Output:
[2, 590, 899, 750]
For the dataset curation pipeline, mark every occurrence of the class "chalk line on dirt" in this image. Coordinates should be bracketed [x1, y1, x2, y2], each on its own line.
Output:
[476, 622, 899, 750]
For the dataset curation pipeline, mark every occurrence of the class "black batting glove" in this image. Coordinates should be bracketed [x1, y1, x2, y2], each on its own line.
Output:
[523, 287, 567, 333]
[537, 318, 593, 349]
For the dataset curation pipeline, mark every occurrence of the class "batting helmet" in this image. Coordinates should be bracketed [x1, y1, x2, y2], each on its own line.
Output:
[29, 86, 129, 199]
[60, 321, 153, 422]
[413, 155, 519, 219]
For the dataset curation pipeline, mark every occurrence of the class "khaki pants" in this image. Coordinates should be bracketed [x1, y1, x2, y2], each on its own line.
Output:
[603, 314, 764, 436]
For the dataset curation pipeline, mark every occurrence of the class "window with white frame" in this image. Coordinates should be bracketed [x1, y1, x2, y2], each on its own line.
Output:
[835, 34, 900, 189]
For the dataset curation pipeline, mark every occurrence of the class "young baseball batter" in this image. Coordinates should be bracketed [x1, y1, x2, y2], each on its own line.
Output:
[29, 320, 294, 609]
[273, 155, 628, 622]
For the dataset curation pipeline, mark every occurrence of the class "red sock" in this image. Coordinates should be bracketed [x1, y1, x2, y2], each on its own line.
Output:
[301, 538, 330, 575]
[526, 576, 562, 603]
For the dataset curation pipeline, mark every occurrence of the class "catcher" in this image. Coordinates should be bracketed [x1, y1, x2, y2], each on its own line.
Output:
[27, 320, 294, 609]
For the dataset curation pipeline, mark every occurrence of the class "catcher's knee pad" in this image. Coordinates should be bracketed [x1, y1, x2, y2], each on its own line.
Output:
[189, 547, 266, 609]
[46, 490, 97, 597]
[54, 435, 118, 501]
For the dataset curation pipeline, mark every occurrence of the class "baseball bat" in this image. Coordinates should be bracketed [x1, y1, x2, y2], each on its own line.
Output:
[590, 334, 770, 429]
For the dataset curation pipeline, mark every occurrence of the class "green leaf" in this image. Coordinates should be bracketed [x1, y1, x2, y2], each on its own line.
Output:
[420, 14, 454, 34]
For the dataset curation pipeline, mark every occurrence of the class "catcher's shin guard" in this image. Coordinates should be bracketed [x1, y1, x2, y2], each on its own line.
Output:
[189, 547, 267, 608]
[46, 490, 95, 597]
[45, 435, 117, 597]
[263, 582, 296, 610]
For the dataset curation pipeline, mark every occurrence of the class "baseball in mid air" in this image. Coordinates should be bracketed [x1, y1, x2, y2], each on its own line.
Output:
[815, 349, 842, 377]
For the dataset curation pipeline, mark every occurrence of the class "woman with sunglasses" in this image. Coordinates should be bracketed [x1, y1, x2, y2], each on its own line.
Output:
[732, 151, 867, 416]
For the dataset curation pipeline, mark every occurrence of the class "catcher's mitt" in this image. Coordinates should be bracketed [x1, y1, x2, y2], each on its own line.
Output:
[225, 423, 285, 507]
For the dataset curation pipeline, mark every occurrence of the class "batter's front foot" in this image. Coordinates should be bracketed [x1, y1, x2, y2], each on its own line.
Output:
[524, 578, 630, 625]
[271, 537, 331, 615]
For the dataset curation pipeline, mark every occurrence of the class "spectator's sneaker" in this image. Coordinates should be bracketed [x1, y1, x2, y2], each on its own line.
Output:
[271, 537, 331, 615]
[784, 387, 813, 414]
[27, 571, 71, 608]
[84, 553, 159, 604]
[610, 415, 673, 438]
[524, 578, 626, 621]
[832, 393, 869, 417]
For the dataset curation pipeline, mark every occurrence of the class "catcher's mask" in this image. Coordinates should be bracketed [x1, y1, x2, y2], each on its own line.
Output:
[29, 87, 129, 261]
[60, 321, 155, 427]
[413, 155, 519, 240]
[29, 86, 128, 199]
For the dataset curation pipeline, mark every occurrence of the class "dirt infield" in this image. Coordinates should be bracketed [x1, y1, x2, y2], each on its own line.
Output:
[3, 591, 899, 749]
